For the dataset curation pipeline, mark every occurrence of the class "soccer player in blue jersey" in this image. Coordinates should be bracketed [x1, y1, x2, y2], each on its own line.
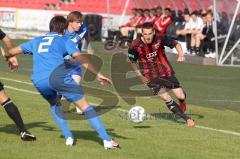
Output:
[64, 11, 94, 113]
[5, 16, 119, 149]
[65, 11, 94, 55]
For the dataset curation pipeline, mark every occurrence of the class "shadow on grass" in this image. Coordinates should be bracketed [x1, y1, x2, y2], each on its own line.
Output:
[59, 128, 129, 146]
[0, 121, 56, 135]
[62, 104, 121, 120]
[133, 125, 151, 129]
[147, 112, 204, 124]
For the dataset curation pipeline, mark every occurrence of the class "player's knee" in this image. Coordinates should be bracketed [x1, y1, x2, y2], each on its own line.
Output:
[73, 97, 89, 111]
[159, 93, 172, 102]
[178, 91, 186, 100]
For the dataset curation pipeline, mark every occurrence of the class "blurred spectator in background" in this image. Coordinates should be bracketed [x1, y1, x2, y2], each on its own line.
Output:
[135, 9, 145, 27]
[176, 10, 192, 53]
[200, 11, 216, 58]
[120, 8, 138, 37]
[154, 8, 173, 35]
[156, 6, 163, 18]
[143, 9, 151, 22]
[176, 10, 184, 22]
[189, 10, 204, 55]
[146, 8, 157, 24]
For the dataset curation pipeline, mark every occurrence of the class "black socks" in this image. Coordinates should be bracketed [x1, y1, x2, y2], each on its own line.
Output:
[166, 99, 190, 121]
[2, 98, 26, 132]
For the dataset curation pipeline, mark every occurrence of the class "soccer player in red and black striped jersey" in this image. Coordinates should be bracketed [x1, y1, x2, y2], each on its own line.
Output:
[128, 22, 195, 127]
[0, 29, 36, 140]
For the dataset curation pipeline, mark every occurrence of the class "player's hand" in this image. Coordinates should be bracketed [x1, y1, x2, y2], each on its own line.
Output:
[176, 30, 181, 35]
[96, 73, 112, 85]
[87, 49, 94, 55]
[8, 56, 19, 71]
[177, 55, 185, 63]
[138, 75, 149, 85]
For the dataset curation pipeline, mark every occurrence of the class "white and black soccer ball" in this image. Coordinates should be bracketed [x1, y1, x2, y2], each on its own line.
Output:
[128, 106, 146, 123]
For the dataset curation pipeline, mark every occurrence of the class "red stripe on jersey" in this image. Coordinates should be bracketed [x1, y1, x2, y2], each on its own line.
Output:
[139, 45, 151, 80]
[129, 33, 174, 81]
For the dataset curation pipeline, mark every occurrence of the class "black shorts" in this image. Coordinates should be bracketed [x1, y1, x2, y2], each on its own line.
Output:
[147, 75, 181, 95]
[0, 81, 4, 91]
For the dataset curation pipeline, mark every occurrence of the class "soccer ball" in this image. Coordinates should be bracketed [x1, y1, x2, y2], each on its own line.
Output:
[128, 106, 146, 123]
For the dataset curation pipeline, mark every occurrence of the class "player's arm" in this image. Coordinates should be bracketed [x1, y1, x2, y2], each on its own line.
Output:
[175, 42, 184, 62]
[0, 29, 18, 70]
[129, 62, 149, 84]
[6, 40, 33, 70]
[128, 46, 149, 84]
[163, 36, 184, 62]
[6, 46, 23, 71]
[6, 46, 23, 58]
[66, 40, 112, 85]
[85, 36, 94, 55]
[2, 35, 13, 50]
[0, 29, 13, 50]
[72, 53, 112, 85]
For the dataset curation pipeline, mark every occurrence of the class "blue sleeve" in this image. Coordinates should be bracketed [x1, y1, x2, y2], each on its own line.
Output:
[82, 24, 89, 38]
[76, 24, 88, 39]
[65, 39, 81, 56]
[20, 40, 34, 55]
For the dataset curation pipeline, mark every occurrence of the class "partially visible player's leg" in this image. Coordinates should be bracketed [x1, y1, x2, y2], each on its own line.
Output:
[0, 81, 36, 141]
[171, 88, 195, 127]
[191, 32, 199, 55]
[165, 76, 194, 126]
[158, 90, 194, 126]
[33, 80, 73, 144]
[58, 82, 120, 148]
[158, 89, 185, 116]
[72, 96, 120, 149]
[49, 64, 119, 148]
[172, 87, 187, 113]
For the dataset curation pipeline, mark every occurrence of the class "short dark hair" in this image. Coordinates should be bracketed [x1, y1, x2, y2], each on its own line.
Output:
[131, 8, 137, 11]
[191, 10, 199, 16]
[142, 22, 154, 29]
[144, 9, 150, 13]
[164, 8, 171, 12]
[67, 11, 83, 23]
[49, 16, 67, 34]
[156, 6, 162, 10]
[206, 10, 213, 17]
[184, 8, 190, 15]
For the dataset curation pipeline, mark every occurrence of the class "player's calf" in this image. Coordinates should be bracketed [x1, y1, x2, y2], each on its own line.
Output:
[166, 99, 195, 127]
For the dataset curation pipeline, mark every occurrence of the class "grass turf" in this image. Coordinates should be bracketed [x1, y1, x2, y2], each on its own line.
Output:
[0, 39, 240, 159]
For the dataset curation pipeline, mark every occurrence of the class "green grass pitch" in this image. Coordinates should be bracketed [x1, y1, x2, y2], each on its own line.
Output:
[0, 39, 240, 159]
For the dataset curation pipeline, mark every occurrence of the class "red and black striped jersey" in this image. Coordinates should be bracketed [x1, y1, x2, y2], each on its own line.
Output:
[128, 31, 177, 80]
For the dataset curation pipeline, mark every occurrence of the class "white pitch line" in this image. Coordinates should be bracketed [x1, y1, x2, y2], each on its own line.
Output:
[115, 107, 240, 137]
[207, 99, 240, 103]
[2, 79, 240, 137]
[2, 76, 240, 102]
[4, 85, 39, 95]
[195, 125, 240, 137]
[0, 77, 33, 85]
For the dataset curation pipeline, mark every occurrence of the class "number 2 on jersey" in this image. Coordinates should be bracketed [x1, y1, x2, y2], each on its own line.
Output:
[38, 37, 54, 53]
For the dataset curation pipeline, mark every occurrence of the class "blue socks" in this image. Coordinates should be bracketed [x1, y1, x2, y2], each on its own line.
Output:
[84, 106, 111, 141]
[50, 104, 73, 139]
[50, 104, 110, 141]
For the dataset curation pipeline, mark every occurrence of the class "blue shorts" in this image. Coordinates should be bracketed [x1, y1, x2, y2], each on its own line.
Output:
[34, 62, 84, 104]
[33, 79, 59, 105]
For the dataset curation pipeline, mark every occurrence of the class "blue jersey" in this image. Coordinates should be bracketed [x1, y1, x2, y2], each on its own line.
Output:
[20, 32, 80, 82]
[76, 23, 88, 39]
[65, 24, 88, 50]
[64, 24, 89, 75]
